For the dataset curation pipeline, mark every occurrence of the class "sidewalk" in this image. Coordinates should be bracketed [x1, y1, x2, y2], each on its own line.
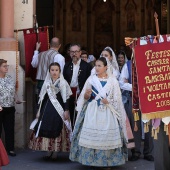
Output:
[2, 149, 154, 170]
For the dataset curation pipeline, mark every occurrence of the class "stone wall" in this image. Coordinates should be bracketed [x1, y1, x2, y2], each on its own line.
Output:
[52, 0, 157, 57]
[13, 0, 35, 148]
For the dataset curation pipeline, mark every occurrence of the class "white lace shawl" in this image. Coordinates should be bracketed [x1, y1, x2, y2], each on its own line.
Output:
[103, 46, 119, 72]
[39, 72, 72, 103]
[76, 74, 128, 141]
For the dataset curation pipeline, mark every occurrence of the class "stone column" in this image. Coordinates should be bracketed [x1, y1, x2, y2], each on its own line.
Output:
[0, 0, 16, 51]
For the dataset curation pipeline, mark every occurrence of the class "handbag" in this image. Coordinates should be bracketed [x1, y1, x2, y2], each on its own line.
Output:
[29, 101, 42, 130]
[0, 139, 9, 166]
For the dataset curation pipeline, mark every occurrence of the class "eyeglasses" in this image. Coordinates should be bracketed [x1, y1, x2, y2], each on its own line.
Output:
[70, 51, 80, 55]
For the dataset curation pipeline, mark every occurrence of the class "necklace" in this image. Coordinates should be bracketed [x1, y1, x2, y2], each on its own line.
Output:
[98, 75, 107, 79]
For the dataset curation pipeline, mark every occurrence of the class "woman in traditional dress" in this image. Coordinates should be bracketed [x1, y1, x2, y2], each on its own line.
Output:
[29, 62, 72, 160]
[70, 57, 128, 167]
[91, 47, 120, 79]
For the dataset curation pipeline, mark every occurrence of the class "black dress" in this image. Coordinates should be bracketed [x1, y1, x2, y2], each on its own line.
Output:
[29, 92, 70, 152]
[34, 93, 64, 138]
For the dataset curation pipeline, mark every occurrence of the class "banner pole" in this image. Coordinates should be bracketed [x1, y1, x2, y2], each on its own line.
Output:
[14, 25, 53, 33]
[154, 12, 160, 41]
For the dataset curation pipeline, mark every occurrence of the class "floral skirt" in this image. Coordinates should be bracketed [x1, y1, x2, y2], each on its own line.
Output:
[69, 104, 128, 167]
[29, 124, 70, 152]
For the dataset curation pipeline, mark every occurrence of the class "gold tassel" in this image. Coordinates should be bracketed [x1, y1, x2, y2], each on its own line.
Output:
[146, 122, 149, 133]
[166, 125, 169, 135]
[164, 125, 169, 135]
[152, 128, 154, 137]
[144, 122, 149, 133]
[133, 110, 140, 121]
[144, 123, 147, 133]
[157, 126, 160, 133]
[154, 128, 158, 140]
[164, 124, 166, 131]
[136, 113, 139, 121]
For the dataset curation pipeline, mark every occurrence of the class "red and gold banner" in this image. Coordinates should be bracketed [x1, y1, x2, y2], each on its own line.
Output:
[23, 27, 49, 81]
[23, 28, 37, 81]
[134, 35, 170, 119]
[38, 26, 49, 51]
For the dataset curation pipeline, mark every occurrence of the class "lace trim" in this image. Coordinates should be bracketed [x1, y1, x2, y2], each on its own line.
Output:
[79, 142, 123, 150]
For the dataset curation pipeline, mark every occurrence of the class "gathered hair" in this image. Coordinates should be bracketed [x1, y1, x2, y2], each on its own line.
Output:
[103, 48, 112, 57]
[81, 50, 88, 56]
[117, 51, 126, 59]
[96, 57, 107, 66]
[0, 59, 7, 66]
[49, 62, 61, 72]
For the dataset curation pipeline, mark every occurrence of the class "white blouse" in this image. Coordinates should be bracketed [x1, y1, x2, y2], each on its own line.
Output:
[0, 75, 15, 107]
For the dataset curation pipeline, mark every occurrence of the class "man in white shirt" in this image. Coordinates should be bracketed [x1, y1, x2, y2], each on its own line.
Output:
[63, 43, 92, 127]
[31, 37, 65, 91]
[119, 60, 154, 162]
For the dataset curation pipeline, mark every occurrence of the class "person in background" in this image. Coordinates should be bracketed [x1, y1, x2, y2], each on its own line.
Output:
[119, 60, 154, 162]
[80, 50, 88, 62]
[29, 62, 72, 160]
[117, 51, 128, 73]
[63, 43, 92, 128]
[63, 43, 71, 63]
[0, 59, 22, 157]
[153, 120, 170, 170]
[87, 55, 96, 68]
[31, 37, 65, 92]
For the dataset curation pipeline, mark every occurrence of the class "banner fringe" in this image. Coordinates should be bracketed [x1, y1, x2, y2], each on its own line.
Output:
[142, 110, 170, 120]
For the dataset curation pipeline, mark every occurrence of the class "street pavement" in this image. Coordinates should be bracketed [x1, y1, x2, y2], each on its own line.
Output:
[2, 149, 154, 170]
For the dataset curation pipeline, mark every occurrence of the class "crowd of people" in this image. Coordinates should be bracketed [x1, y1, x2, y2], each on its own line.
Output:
[0, 37, 169, 169]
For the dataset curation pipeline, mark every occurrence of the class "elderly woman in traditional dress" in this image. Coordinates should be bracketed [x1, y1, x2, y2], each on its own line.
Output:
[29, 62, 72, 160]
[69, 57, 128, 167]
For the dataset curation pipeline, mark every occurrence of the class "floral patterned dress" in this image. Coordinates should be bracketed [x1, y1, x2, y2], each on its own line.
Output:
[69, 81, 128, 167]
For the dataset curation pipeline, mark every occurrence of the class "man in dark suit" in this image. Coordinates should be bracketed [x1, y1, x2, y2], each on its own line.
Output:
[63, 43, 92, 128]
